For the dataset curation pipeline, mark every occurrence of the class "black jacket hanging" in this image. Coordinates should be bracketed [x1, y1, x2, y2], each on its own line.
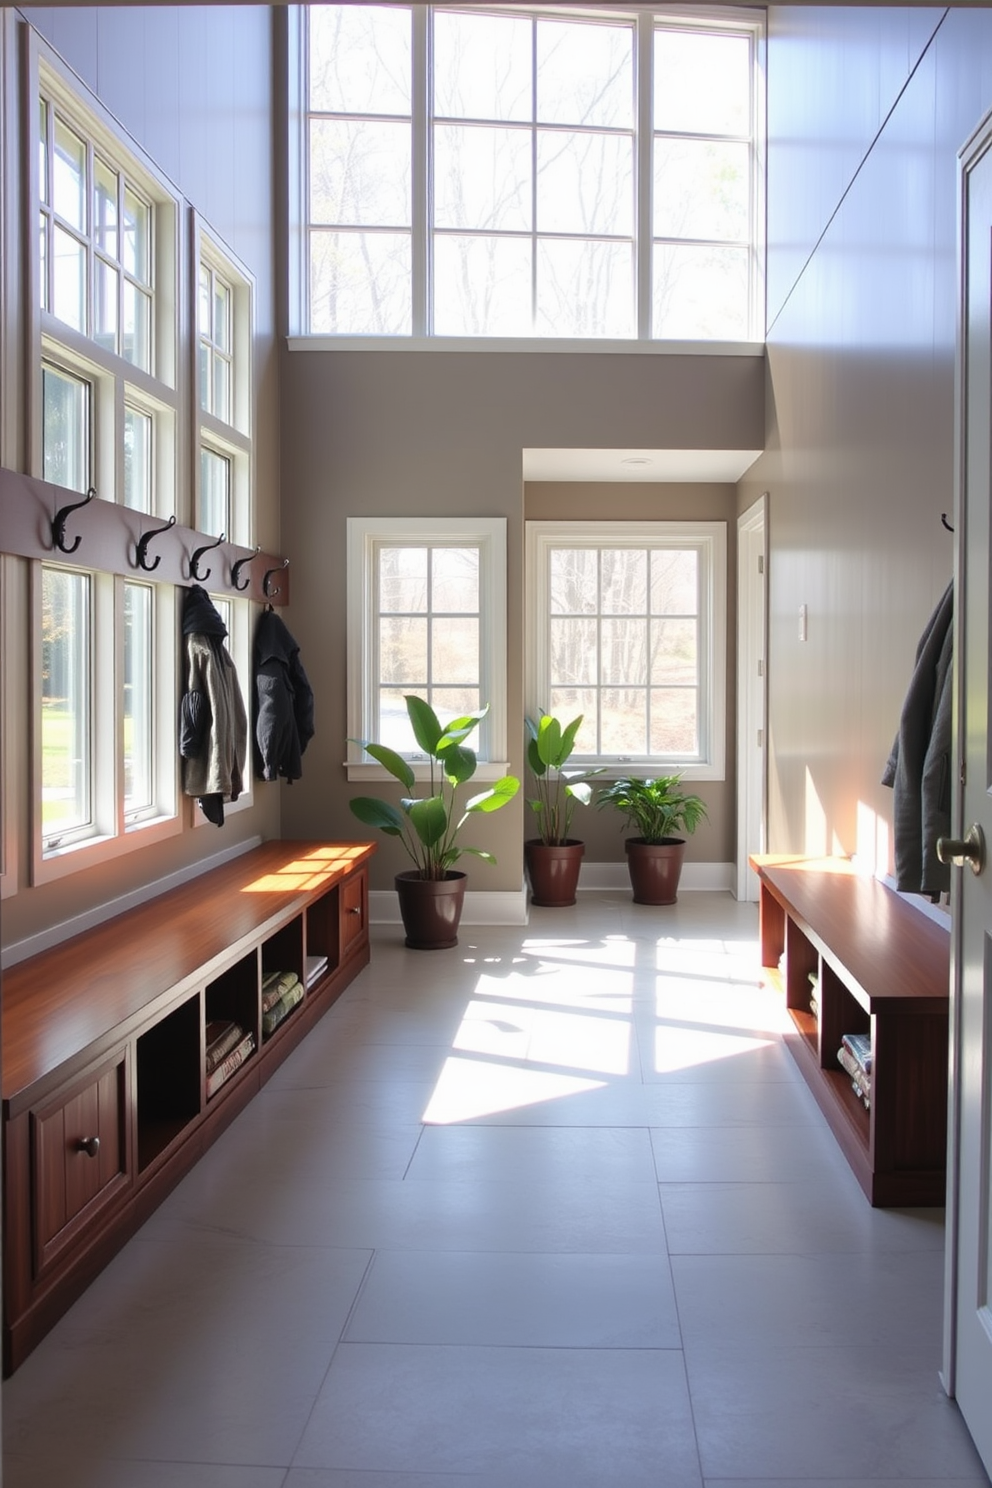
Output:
[253, 609, 315, 783]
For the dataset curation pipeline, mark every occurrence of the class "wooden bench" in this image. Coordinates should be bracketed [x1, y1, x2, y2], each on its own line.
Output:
[750, 855, 950, 1207]
[2, 840, 374, 1373]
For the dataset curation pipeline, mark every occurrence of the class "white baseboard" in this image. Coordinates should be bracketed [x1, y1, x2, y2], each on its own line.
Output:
[577, 860, 735, 893]
[2, 835, 263, 969]
[369, 862, 733, 926]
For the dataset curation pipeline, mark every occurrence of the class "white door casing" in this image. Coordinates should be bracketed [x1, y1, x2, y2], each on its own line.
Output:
[736, 496, 767, 900]
[943, 108, 992, 1478]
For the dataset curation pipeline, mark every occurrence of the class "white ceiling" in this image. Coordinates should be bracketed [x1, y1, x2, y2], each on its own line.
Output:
[522, 448, 763, 484]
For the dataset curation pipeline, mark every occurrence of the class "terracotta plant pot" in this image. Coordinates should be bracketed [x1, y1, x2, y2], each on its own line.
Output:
[394, 869, 467, 949]
[624, 838, 686, 905]
[524, 839, 585, 906]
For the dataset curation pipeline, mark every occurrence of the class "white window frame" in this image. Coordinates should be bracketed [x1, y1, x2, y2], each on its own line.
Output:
[193, 218, 254, 546]
[346, 515, 508, 780]
[291, 3, 765, 350]
[526, 519, 727, 781]
[31, 564, 180, 887]
[25, 45, 186, 885]
[33, 44, 181, 516]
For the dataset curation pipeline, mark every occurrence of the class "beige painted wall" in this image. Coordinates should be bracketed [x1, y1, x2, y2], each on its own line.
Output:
[1, 5, 282, 951]
[739, 5, 992, 876]
[278, 348, 764, 891]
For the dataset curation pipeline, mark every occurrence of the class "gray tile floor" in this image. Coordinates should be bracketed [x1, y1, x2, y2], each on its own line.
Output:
[3, 891, 989, 1487]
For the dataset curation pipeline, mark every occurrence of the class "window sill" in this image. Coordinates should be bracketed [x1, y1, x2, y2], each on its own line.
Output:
[33, 812, 181, 887]
[345, 760, 514, 785]
[289, 334, 765, 358]
[591, 762, 726, 784]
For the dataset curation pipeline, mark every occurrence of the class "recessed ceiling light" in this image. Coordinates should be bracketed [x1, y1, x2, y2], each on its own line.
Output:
[621, 456, 652, 466]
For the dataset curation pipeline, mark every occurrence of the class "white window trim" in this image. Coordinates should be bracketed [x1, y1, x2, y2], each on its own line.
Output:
[31, 39, 182, 509]
[526, 518, 727, 782]
[346, 515, 508, 781]
[193, 216, 255, 546]
[291, 3, 765, 346]
[31, 564, 180, 888]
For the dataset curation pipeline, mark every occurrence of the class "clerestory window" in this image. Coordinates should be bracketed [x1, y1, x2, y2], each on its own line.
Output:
[298, 3, 763, 344]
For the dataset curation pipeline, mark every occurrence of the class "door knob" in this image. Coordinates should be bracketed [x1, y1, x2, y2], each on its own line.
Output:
[936, 823, 986, 875]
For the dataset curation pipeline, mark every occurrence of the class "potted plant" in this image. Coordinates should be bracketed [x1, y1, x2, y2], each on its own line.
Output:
[524, 711, 602, 906]
[596, 773, 707, 905]
[349, 695, 520, 949]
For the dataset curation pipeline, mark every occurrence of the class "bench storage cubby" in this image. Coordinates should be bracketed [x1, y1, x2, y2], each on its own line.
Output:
[2, 840, 373, 1374]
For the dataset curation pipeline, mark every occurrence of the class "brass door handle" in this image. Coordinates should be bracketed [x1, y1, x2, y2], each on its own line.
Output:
[936, 823, 986, 875]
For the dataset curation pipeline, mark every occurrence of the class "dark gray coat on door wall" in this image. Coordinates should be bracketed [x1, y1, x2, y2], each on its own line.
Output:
[253, 609, 315, 783]
[882, 581, 953, 898]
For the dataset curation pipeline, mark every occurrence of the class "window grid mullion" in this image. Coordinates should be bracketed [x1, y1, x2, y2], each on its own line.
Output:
[530, 14, 538, 332]
[636, 11, 652, 340]
[412, 3, 429, 335]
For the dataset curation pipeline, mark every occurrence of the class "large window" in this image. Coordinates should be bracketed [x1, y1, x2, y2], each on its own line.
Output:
[302, 4, 762, 342]
[28, 53, 186, 882]
[36, 565, 178, 874]
[37, 64, 179, 516]
[527, 521, 726, 778]
[195, 224, 254, 545]
[347, 516, 508, 775]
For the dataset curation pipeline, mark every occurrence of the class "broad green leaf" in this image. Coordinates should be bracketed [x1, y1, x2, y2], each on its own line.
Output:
[406, 793, 448, 847]
[351, 739, 415, 790]
[465, 774, 520, 812]
[527, 736, 548, 777]
[558, 714, 583, 759]
[439, 742, 477, 784]
[349, 796, 405, 835]
[437, 704, 488, 752]
[458, 846, 497, 864]
[536, 714, 562, 767]
[405, 695, 443, 755]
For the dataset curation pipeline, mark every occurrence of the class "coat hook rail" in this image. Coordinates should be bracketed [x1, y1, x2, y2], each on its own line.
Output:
[52, 486, 96, 554]
[135, 513, 177, 572]
[190, 531, 225, 581]
[231, 545, 261, 591]
[263, 557, 289, 598]
[941, 512, 955, 533]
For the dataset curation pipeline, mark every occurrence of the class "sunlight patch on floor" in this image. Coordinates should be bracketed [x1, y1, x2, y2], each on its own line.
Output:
[454, 999, 631, 1075]
[421, 1055, 607, 1124]
[653, 1022, 774, 1073]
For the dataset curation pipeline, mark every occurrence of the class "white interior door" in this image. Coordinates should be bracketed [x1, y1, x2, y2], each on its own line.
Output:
[736, 496, 767, 900]
[944, 111, 992, 1478]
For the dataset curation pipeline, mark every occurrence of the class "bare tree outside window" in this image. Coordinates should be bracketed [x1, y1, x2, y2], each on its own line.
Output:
[305, 6, 758, 340]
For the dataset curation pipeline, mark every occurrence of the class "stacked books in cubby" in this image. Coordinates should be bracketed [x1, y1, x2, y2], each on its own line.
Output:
[205, 1019, 256, 1099]
[837, 1030, 872, 1109]
[808, 969, 820, 1022]
[305, 953, 328, 988]
[262, 968, 304, 1039]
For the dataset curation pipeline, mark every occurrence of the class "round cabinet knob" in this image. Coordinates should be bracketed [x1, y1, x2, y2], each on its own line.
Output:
[936, 823, 986, 875]
[77, 1136, 101, 1158]
[348, 905, 361, 914]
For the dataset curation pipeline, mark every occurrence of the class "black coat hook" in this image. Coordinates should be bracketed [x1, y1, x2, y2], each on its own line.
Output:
[262, 557, 289, 599]
[190, 531, 225, 582]
[135, 513, 177, 572]
[941, 512, 955, 533]
[52, 485, 96, 554]
[231, 546, 261, 591]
